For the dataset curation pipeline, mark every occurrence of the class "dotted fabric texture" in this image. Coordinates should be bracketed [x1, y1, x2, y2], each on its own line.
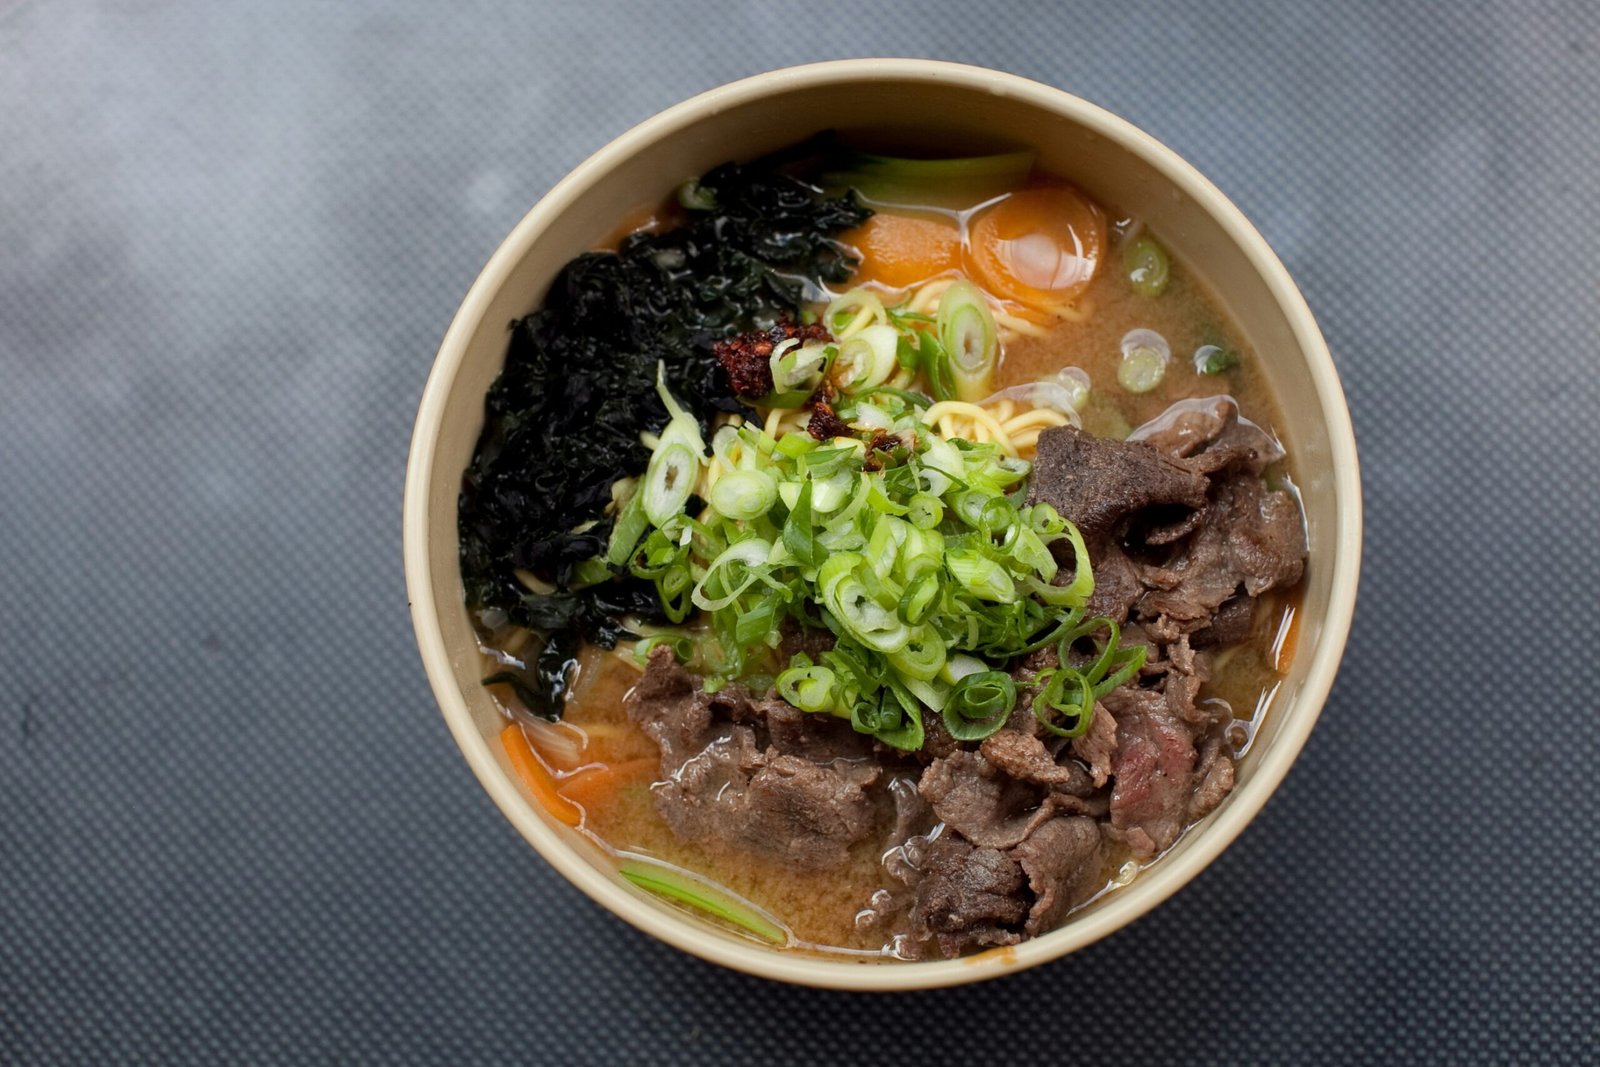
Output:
[2, 2, 1596, 1064]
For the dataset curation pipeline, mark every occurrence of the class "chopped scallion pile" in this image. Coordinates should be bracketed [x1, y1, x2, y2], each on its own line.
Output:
[606, 372, 1135, 749]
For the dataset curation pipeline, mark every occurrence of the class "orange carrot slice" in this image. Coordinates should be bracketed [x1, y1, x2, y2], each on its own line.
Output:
[557, 758, 657, 812]
[838, 212, 961, 291]
[499, 722, 582, 827]
[964, 187, 1105, 310]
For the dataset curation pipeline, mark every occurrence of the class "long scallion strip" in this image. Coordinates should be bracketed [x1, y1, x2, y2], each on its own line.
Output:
[822, 150, 1034, 208]
[618, 859, 787, 944]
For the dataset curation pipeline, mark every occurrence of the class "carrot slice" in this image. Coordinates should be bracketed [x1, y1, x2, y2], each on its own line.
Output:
[964, 187, 1105, 310]
[499, 722, 582, 827]
[838, 212, 961, 290]
[557, 758, 657, 812]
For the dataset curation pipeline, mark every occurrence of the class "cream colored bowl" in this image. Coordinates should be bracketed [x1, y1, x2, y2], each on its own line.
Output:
[404, 60, 1361, 990]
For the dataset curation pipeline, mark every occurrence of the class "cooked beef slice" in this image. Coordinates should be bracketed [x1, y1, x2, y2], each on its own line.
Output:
[1029, 400, 1305, 637]
[1102, 686, 1231, 857]
[907, 834, 1027, 957]
[1027, 424, 1209, 544]
[1227, 476, 1308, 597]
[1072, 703, 1119, 788]
[739, 755, 882, 864]
[888, 773, 932, 845]
[979, 728, 1094, 795]
[1193, 593, 1256, 649]
[625, 647, 885, 870]
[1138, 475, 1305, 624]
[1190, 730, 1236, 821]
[918, 749, 1062, 849]
[1130, 395, 1284, 476]
[653, 727, 765, 839]
[1085, 543, 1147, 623]
[1011, 817, 1106, 935]
[1130, 398, 1304, 625]
[913, 708, 964, 761]
[747, 693, 876, 763]
[1149, 632, 1222, 728]
[776, 621, 837, 663]
[655, 736, 880, 870]
[624, 647, 725, 765]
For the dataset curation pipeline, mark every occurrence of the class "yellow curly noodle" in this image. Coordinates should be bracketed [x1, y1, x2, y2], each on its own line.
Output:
[901, 277, 1067, 341]
[922, 397, 1078, 458]
[836, 283, 1080, 457]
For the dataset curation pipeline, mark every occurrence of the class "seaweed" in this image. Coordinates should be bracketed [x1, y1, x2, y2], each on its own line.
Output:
[458, 155, 870, 717]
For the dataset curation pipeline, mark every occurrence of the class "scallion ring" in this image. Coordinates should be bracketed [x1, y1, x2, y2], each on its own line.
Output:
[776, 664, 840, 715]
[942, 670, 1017, 741]
[897, 572, 940, 625]
[1034, 667, 1096, 738]
[936, 280, 1000, 402]
[708, 469, 777, 521]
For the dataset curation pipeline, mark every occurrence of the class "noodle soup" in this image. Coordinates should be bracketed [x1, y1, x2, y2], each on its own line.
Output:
[460, 142, 1305, 958]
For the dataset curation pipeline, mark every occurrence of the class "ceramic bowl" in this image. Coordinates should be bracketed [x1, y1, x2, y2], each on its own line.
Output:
[403, 59, 1361, 990]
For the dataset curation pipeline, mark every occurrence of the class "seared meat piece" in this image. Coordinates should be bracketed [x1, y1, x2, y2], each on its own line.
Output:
[1011, 817, 1106, 936]
[1071, 704, 1119, 789]
[918, 749, 1062, 850]
[907, 835, 1028, 958]
[1027, 424, 1208, 544]
[979, 729, 1095, 795]
[1101, 686, 1224, 858]
[1138, 475, 1305, 624]
[1130, 395, 1284, 476]
[625, 648, 884, 870]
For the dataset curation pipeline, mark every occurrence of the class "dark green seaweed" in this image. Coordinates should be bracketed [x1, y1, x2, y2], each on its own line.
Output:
[458, 157, 870, 718]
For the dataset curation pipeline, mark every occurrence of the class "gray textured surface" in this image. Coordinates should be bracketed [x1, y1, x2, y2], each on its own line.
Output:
[3, 2, 1597, 1064]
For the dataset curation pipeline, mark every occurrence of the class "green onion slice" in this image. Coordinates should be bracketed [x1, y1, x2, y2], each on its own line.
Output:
[1034, 666, 1096, 738]
[946, 546, 1017, 603]
[619, 858, 786, 944]
[709, 469, 778, 521]
[1117, 329, 1170, 395]
[832, 325, 899, 394]
[776, 664, 839, 714]
[943, 670, 1017, 741]
[1194, 344, 1239, 376]
[1124, 235, 1170, 297]
[936, 280, 1000, 402]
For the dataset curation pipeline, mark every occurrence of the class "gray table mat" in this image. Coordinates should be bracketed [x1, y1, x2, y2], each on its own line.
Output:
[3, 2, 1595, 1064]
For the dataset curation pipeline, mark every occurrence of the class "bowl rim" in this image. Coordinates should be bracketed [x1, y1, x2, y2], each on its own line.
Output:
[404, 58, 1362, 991]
